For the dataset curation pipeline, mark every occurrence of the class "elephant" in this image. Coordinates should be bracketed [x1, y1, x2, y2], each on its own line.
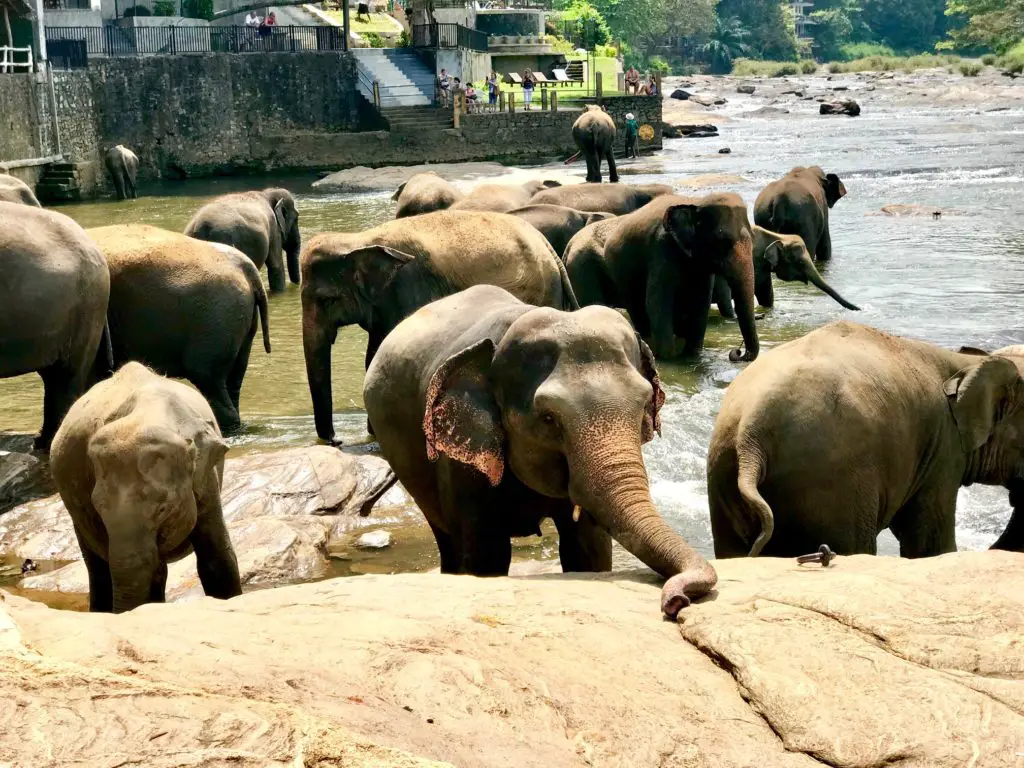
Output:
[505, 204, 615, 257]
[301, 210, 578, 445]
[566, 193, 759, 362]
[364, 284, 717, 618]
[754, 166, 846, 261]
[50, 362, 242, 613]
[104, 145, 139, 201]
[712, 226, 860, 319]
[707, 321, 1024, 558]
[0, 173, 41, 206]
[185, 188, 301, 293]
[88, 225, 270, 434]
[449, 179, 563, 213]
[0, 202, 110, 450]
[528, 182, 673, 215]
[572, 105, 618, 183]
[393, 172, 464, 218]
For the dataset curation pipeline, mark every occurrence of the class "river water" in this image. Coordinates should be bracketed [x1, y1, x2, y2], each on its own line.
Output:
[3, 76, 1022, 567]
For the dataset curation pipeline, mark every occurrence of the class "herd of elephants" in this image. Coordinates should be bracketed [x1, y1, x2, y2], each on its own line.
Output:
[1, 107, 1022, 618]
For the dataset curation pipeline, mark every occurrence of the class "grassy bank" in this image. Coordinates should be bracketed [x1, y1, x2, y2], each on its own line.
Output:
[998, 40, 1024, 73]
[731, 59, 818, 77]
[827, 53, 961, 73]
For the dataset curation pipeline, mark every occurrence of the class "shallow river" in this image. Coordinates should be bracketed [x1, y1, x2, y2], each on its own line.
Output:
[3, 79, 1023, 565]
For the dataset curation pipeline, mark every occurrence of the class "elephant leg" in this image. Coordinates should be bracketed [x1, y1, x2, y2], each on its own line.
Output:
[427, 520, 459, 573]
[712, 276, 737, 319]
[364, 328, 387, 438]
[36, 364, 76, 451]
[605, 147, 619, 183]
[148, 562, 168, 604]
[553, 506, 612, 572]
[644, 261, 682, 358]
[584, 150, 600, 183]
[191, 497, 243, 599]
[114, 173, 127, 200]
[127, 174, 137, 200]
[992, 482, 1024, 552]
[266, 253, 287, 294]
[198, 379, 241, 435]
[227, 338, 255, 415]
[437, 459, 512, 576]
[674, 274, 715, 360]
[108, 533, 160, 613]
[816, 228, 833, 261]
[77, 531, 114, 612]
[889, 487, 958, 558]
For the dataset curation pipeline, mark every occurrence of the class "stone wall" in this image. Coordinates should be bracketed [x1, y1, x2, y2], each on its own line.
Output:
[601, 95, 663, 152]
[51, 70, 105, 192]
[0, 74, 44, 165]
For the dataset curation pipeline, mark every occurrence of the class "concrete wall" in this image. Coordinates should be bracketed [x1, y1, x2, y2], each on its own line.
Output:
[435, 49, 490, 85]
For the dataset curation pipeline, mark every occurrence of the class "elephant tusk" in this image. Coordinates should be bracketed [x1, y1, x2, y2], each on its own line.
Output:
[573, 504, 582, 522]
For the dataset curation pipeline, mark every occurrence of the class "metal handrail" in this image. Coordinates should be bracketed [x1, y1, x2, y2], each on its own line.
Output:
[412, 23, 488, 52]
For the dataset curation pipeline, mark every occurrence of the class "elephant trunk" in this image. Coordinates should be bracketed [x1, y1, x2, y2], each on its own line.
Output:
[992, 479, 1024, 552]
[286, 227, 302, 285]
[726, 240, 760, 362]
[568, 425, 717, 618]
[800, 253, 860, 310]
[302, 301, 337, 443]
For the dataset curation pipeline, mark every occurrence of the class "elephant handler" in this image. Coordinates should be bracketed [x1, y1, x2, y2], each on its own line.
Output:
[624, 112, 639, 159]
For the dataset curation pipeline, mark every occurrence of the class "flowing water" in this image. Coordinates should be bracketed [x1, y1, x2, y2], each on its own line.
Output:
[2, 77, 1023, 574]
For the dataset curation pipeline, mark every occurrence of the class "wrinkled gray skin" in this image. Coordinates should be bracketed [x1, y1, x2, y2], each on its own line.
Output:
[185, 188, 300, 293]
[104, 145, 139, 201]
[572, 105, 618, 183]
[505, 204, 615, 257]
[754, 166, 846, 261]
[364, 285, 717, 618]
[529, 182, 673, 215]
[50, 362, 242, 613]
[449, 179, 563, 213]
[0, 202, 111, 451]
[302, 210, 578, 445]
[392, 173, 464, 218]
[712, 226, 860, 319]
[567, 193, 759, 362]
[707, 321, 1024, 558]
[88, 225, 270, 435]
[0, 172, 41, 206]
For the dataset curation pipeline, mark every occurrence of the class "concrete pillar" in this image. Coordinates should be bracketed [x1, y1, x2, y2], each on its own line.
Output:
[551, 91, 557, 112]
[32, 0, 47, 63]
[499, 90, 505, 112]
[595, 71, 602, 99]
[540, 87, 548, 110]
[508, 92, 515, 113]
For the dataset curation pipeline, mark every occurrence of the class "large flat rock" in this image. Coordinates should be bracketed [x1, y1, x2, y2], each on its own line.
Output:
[2, 551, 1021, 766]
[313, 162, 583, 193]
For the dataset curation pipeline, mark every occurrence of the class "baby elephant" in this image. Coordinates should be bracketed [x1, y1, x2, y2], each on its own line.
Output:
[104, 145, 139, 200]
[51, 363, 242, 613]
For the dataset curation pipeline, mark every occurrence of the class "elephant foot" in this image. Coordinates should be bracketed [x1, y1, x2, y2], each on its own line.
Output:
[32, 433, 52, 453]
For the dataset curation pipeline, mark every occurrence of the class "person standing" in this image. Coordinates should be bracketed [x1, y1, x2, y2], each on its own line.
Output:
[487, 71, 499, 112]
[522, 68, 536, 110]
[438, 68, 451, 108]
[624, 112, 639, 159]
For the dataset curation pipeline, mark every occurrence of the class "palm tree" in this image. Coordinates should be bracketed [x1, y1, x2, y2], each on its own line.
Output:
[699, 15, 750, 74]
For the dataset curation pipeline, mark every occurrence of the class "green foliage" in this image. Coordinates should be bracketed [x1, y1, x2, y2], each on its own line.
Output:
[800, 59, 818, 73]
[810, 5, 857, 61]
[731, 58, 800, 76]
[595, 43, 619, 57]
[840, 41, 896, 59]
[827, 52, 959, 72]
[997, 41, 1024, 72]
[152, 0, 176, 15]
[548, 34, 580, 54]
[362, 32, 387, 47]
[697, 15, 751, 74]
[647, 54, 670, 74]
[943, 0, 1024, 53]
[180, 0, 212, 20]
[981, 52, 996, 64]
[959, 60, 982, 74]
[397, 29, 410, 47]
[559, 0, 612, 46]
[716, 0, 798, 61]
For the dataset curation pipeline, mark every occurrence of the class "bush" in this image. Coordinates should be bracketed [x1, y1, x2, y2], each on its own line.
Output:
[180, 0, 211, 19]
[123, 5, 151, 16]
[647, 55, 670, 76]
[152, 0, 176, 14]
[800, 59, 817, 74]
[997, 41, 1024, 73]
[827, 54, 959, 74]
[362, 32, 386, 48]
[838, 42, 895, 61]
[959, 61, 982, 76]
[981, 53, 997, 65]
[594, 43, 617, 58]
[397, 29, 410, 48]
[731, 59, 801, 77]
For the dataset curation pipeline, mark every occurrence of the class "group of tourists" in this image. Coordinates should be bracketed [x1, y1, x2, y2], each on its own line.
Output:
[243, 10, 277, 39]
[624, 66, 659, 96]
[438, 69, 503, 112]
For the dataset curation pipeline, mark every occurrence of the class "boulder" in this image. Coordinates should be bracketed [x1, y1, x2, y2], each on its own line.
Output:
[689, 93, 718, 107]
[820, 99, 862, 116]
[356, 529, 393, 549]
[747, 106, 790, 117]
[663, 123, 719, 139]
[670, 88, 692, 100]
[736, 84, 756, 94]
[2, 446, 399, 594]
[713, 97, 728, 105]
[1, 551, 1022, 766]
[0, 451, 53, 515]
[718, 147, 732, 154]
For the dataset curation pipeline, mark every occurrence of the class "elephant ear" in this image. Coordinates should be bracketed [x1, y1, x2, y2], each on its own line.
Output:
[662, 204, 699, 255]
[958, 346, 989, 356]
[328, 245, 415, 303]
[762, 240, 783, 270]
[943, 356, 1019, 453]
[635, 334, 666, 443]
[273, 196, 297, 238]
[423, 339, 505, 486]
[191, 430, 229, 500]
[825, 174, 847, 208]
[391, 182, 407, 201]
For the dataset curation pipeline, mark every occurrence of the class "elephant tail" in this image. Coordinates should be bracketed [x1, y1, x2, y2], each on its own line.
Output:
[736, 445, 773, 557]
[237, 256, 271, 353]
[556, 253, 581, 311]
[94, 319, 114, 380]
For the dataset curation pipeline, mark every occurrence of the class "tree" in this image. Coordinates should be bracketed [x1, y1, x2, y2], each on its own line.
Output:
[810, 4, 855, 59]
[943, 0, 1024, 52]
[698, 14, 750, 73]
[716, 0, 799, 61]
[862, 0, 947, 51]
[560, 0, 612, 47]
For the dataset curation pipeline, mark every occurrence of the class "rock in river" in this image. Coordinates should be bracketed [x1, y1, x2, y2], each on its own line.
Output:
[736, 84, 756, 94]
[3, 446, 398, 597]
[0, 451, 53, 515]
[1, 551, 1022, 765]
[670, 88, 692, 100]
[821, 99, 862, 116]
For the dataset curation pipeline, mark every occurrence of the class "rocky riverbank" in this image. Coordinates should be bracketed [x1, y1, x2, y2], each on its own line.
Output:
[2, 550, 1022, 766]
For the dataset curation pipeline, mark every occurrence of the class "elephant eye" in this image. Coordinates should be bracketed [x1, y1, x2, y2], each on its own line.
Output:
[541, 412, 557, 427]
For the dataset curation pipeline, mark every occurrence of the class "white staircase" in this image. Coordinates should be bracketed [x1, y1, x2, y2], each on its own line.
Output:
[351, 48, 435, 108]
